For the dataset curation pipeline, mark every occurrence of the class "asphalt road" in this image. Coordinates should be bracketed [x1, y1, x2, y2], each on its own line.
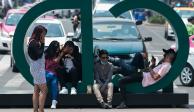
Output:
[0, 19, 193, 103]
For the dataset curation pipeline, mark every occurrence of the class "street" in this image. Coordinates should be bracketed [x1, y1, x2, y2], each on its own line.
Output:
[0, 108, 194, 112]
[0, 19, 194, 105]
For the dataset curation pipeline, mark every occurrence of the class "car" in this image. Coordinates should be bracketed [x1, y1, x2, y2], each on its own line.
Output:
[10, 18, 74, 72]
[93, 1, 135, 21]
[72, 17, 151, 63]
[171, 36, 194, 87]
[0, 9, 27, 51]
[164, 7, 194, 40]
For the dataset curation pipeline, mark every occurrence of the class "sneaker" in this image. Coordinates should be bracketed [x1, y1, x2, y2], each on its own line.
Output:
[106, 102, 112, 109]
[59, 87, 68, 94]
[70, 87, 77, 95]
[87, 85, 92, 94]
[51, 100, 58, 109]
[99, 101, 107, 109]
[116, 102, 127, 109]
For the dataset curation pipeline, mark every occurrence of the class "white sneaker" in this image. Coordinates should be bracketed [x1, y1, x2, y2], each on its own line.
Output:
[70, 87, 77, 95]
[59, 87, 68, 94]
[51, 100, 58, 109]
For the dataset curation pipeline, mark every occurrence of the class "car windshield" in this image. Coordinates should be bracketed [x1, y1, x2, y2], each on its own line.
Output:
[94, 10, 132, 19]
[93, 22, 138, 40]
[176, 10, 194, 18]
[27, 23, 64, 37]
[5, 13, 24, 26]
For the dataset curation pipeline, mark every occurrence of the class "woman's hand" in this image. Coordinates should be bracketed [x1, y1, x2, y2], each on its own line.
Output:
[40, 35, 45, 44]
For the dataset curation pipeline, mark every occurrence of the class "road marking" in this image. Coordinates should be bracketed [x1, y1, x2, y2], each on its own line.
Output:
[173, 83, 178, 89]
[0, 55, 10, 76]
[4, 74, 25, 88]
[148, 50, 163, 53]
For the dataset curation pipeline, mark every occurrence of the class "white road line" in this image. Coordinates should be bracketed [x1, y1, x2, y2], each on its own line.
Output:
[4, 74, 25, 88]
[190, 100, 194, 105]
[148, 50, 163, 53]
[173, 83, 178, 89]
[0, 55, 10, 77]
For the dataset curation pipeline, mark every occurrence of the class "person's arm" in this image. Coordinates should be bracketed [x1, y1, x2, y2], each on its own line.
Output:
[31, 41, 44, 59]
[104, 64, 113, 85]
[54, 52, 64, 63]
[149, 64, 171, 81]
[94, 65, 103, 85]
[149, 68, 161, 80]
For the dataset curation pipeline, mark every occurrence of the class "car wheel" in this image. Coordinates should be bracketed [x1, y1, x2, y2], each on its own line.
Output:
[179, 63, 194, 87]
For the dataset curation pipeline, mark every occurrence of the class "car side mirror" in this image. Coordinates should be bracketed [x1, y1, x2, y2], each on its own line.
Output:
[67, 32, 74, 38]
[144, 37, 152, 42]
[136, 20, 143, 25]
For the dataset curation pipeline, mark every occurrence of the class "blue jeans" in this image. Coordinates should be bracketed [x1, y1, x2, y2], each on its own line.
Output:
[110, 53, 144, 76]
[46, 71, 58, 100]
[110, 58, 136, 76]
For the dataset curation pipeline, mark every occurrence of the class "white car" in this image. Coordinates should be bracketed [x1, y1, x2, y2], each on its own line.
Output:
[93, 2, 135, 21]
[11, 18, 74, 72]
[171, 36, 194, 87]
[165, 7, 194, 40]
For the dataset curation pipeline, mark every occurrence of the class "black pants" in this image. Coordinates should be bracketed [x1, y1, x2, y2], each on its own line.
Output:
[118, 72, 143, 104]
[58, 67, 79, 88]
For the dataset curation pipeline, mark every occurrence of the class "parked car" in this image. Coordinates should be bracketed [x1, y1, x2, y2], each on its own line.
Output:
[72, 17, 151, 63]
[171, 35, 194, 87]
[11, 18, 74, 72]
[165, 7, 194, 40]
[0, 9, 27, 51]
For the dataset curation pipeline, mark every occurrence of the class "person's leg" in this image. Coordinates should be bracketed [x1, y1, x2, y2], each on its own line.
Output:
[107, 83, 113, 108]
[46, 72, 58, 100]
[69, 67, 79, 94]
[58, 71, 69, 94]
[93, 84, 103, 103]
[119, 60, 136, 76]
[38, 84, 47, 112]
[93, 84, 107, 108]
[51, 75, 59, 101]
[131, 53, 145, 69]
[32, 84, 40, 112]
[117, 73, 143, 108]
[50, 75, 59, 108]
[118, 76, 131, 104]
[70, 67, 79, 88]
[109, 57, 136, 75]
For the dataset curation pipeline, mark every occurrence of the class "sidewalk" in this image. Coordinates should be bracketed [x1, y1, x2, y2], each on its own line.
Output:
[0, 108, 193, 112]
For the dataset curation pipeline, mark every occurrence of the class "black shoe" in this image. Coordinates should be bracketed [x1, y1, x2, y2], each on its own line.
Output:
[116, 102, 127, 109]
[99, 101, 107, 109]
[106, 102, 112, 109]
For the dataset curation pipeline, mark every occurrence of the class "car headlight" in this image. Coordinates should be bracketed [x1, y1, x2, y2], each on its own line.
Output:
[8, 32, 14, 38]
[1, 31, 9, 38]
[189, 48, 194, 55]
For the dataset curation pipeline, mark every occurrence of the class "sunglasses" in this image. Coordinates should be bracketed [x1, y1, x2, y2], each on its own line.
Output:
[101, 56, 108, 59]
